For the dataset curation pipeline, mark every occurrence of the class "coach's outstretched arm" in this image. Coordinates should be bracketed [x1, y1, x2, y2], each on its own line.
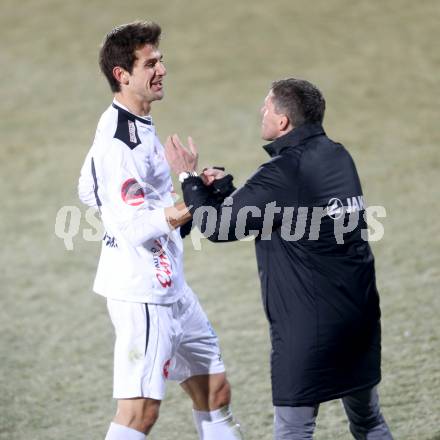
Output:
[165, 135, 291, 242]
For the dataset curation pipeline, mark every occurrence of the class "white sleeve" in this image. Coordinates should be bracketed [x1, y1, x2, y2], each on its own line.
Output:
[100, 142, 172, 247]
[78, 149, 98, 208]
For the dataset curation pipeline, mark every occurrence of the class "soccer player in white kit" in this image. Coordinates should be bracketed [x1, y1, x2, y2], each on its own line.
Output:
[78, 21, 243, 440]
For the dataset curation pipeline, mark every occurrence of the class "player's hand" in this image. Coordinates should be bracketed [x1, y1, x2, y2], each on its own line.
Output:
[200, 167, 226, 186]
[165, 202, 192, 229]
[165, 134, 198, 174]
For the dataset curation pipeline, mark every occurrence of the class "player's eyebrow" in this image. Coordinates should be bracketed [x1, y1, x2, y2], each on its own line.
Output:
[144, 54, 163, 66]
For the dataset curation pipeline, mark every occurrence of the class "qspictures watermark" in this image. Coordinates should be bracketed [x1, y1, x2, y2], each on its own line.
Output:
[54, 200, 386, 251]
[54, 206, 103, 251]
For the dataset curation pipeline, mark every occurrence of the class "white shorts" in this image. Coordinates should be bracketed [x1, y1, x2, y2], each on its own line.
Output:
[107, 287, 225, 400]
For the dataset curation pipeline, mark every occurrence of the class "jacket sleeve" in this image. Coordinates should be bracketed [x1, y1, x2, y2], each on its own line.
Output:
[182, 159, 293, 242]
[96, 141, 172, 247]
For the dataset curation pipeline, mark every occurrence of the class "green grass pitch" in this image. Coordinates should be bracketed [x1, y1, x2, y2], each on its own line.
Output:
[1, 0, 439, 438]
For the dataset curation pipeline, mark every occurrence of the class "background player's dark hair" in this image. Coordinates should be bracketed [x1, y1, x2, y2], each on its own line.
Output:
[99, 21, 162, 93]
[271, 78, 326, 127]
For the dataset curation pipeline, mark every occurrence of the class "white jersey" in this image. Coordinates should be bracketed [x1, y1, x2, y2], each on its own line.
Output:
[78, 100, 187, 304]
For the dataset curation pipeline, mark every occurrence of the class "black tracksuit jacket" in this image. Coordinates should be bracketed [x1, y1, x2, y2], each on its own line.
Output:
[181, 122, 382, 406]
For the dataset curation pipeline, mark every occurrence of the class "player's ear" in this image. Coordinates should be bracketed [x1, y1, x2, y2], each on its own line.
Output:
[113, 66, 130, 87]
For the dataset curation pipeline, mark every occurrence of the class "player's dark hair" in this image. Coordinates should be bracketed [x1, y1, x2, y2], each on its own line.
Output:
[271, 78, 326, 127]
[99, 21, 162, 93]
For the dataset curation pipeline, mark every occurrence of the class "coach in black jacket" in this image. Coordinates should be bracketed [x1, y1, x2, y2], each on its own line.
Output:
[165, 78, 393, 439]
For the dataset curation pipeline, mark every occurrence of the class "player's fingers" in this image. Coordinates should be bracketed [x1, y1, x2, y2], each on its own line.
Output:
[172, 134, 186, 152]
[164, 148, 175, 165]
[171, 135, 189, 160]
[167, 136, 180, 160]
[165, 135, 176, 151]
[164, 137, 175, 160]
[188, 136, 198, 157]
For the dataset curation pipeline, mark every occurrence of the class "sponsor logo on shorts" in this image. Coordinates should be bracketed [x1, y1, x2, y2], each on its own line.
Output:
[121, 178, 145, 206]
[163, 359, 171, 379]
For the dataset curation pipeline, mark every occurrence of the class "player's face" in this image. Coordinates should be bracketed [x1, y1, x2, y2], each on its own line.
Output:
[260, 91, 284, 141]
[128, 44, 166, 103]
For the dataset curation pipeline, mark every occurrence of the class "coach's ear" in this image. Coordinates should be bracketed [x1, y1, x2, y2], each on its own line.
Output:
[279, 114, 292, 132]
[113, 66, 130, 86]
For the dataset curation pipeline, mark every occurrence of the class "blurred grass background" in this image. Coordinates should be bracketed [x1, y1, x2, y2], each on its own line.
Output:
[1, 0, 439, 438]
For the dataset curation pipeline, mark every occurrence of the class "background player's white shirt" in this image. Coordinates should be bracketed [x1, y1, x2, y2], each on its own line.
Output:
[78, 100, 188, 303]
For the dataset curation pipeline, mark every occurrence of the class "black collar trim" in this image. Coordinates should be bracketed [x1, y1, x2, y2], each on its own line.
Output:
[112, 102, 153, 125]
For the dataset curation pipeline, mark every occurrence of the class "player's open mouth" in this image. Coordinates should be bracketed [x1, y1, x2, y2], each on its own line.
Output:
[151, 81, 163, 90]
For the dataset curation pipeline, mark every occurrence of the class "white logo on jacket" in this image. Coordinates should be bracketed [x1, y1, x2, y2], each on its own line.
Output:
[327, 195, 365, 219]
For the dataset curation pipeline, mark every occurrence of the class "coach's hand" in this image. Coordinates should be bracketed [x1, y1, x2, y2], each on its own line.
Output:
[165, 134, 198, 174]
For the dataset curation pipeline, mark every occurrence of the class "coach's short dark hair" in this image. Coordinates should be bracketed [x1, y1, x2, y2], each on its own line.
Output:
[99, 21, 162, 93]
[271, 78, 326, 127]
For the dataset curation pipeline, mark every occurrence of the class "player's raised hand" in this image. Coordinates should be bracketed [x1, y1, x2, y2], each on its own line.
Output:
[165, 134, 199, 174]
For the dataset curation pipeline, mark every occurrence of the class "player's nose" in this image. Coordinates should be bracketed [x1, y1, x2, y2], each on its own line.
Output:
[156, 61, 166, 76]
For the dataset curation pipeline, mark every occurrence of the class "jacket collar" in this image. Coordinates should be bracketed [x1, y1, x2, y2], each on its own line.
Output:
[263, 122, 325, 157]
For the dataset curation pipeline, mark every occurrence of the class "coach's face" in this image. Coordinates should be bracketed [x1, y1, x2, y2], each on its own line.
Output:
[127, 44, 166, 103]
[260, 91, 287, 141]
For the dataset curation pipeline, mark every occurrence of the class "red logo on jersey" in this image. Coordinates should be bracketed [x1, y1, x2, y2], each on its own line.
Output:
[163, 359, 171, 379]
[121, 178, 145, 206]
